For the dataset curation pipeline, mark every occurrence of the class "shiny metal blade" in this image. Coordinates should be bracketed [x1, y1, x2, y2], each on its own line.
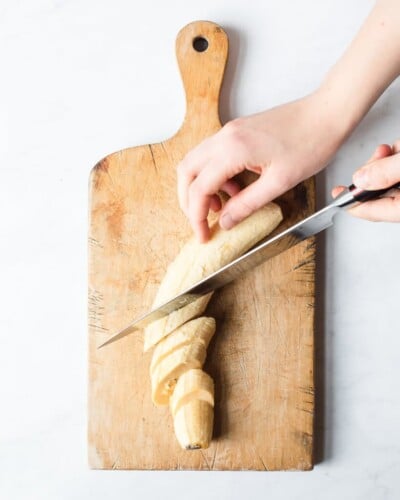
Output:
[98, 201, 340, 349]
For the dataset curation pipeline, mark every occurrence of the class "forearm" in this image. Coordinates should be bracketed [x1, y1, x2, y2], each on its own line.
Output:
[317, 0, 400, 141]
[177, 1, 400, 238]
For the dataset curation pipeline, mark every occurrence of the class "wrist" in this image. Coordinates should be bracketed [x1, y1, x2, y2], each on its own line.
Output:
[313, 0, 400, 149]
[312, 83, 362, 148]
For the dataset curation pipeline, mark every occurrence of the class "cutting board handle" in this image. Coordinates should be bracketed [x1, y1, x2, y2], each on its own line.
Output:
[176, 21, 228, 134]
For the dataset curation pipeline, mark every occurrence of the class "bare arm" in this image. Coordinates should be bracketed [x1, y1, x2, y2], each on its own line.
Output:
[177, 0, 400, 242]
[319, 0, 400, 136]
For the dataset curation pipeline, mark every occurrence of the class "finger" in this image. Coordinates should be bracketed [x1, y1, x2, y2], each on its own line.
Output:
[186, 162, 246, 240]
[348, 193, 400, 222]
[353, 154, 400, 190]
[209, 194, 222, 212]
[189, 198, 212, 243]
[331, 145, 393, 199]
[331, 185, 346, 198]
[367, 144, 392, 162]
[190, 181, 241, 236]
[176, 138, 215, 214]
[219, 172, 287, 229]
[177, 165, 196, 215]
[220, 179, 241, 197]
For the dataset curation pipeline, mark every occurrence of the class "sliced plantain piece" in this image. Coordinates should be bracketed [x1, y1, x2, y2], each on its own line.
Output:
[143, 202, 283, 352]
[173, 399, 214, 450]
[151, 342, 207, 406]
[170, 368, 214, 418]
[144, 296, 211, 353]
[150, 317, 215, 375]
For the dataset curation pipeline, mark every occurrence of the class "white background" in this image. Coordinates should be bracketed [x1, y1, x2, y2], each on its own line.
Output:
[1, 0, 400, 499]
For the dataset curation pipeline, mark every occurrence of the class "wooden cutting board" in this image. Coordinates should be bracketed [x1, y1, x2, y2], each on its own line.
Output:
[88, 20, 315, 471]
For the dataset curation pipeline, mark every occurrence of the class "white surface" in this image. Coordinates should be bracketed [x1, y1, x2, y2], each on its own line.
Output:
[1, 0, 399, 499]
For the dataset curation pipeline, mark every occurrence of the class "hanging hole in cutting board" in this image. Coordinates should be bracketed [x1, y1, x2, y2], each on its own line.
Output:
[193, 36, 208, 52]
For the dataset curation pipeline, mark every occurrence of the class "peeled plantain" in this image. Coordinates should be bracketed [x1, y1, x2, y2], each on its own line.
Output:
[145, 202, 283, 449]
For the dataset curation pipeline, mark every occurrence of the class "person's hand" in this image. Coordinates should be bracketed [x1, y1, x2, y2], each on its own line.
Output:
[176, 0, 400, 241]
[332, 140, 400, 222]
[177, 91, 347, 242]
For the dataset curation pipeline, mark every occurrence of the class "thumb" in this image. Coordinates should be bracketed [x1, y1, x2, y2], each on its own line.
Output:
[219, 172, 286, 230]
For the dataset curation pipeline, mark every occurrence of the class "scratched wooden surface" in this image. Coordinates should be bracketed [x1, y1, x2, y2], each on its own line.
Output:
[88, 20, 315, 471]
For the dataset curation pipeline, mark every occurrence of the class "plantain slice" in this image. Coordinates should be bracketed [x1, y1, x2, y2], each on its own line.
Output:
[170, 368, 214, 418]
[173, 400, 214, 450]
[150, 317, 215, 375]
[151, 342, 207, 406]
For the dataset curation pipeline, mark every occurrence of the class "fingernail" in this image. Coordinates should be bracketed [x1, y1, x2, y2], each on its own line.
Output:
[220, 212, 234, 230]
[353, 168, 370, 187]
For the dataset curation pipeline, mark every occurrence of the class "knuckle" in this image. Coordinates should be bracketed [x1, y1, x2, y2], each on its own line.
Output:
[222, 118, 246, 143]
[239, 198, 255, 214]
[177, 151, 197, 176]
[225, 117, 244, 130]
[233, 197, 256, 220]
[189, 178, 207, 198]
[269, 170, 293, 192]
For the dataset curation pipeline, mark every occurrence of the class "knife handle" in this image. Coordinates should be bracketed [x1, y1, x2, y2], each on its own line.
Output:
[334, 181, 400, 208]
[349, 182, 400, 202]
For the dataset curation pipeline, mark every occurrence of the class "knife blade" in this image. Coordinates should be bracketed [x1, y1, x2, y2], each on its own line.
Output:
[98, 181, 399, 348]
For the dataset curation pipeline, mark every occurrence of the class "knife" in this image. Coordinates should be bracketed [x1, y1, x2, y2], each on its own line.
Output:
[98, 181, 399, 348]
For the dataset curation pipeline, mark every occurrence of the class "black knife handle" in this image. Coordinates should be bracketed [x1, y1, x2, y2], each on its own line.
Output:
[334, 181, 400, 208]
[349, 182, 400, 202]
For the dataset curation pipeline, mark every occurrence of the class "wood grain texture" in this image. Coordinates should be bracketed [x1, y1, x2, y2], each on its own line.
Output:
[88, 21, 315, 471]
